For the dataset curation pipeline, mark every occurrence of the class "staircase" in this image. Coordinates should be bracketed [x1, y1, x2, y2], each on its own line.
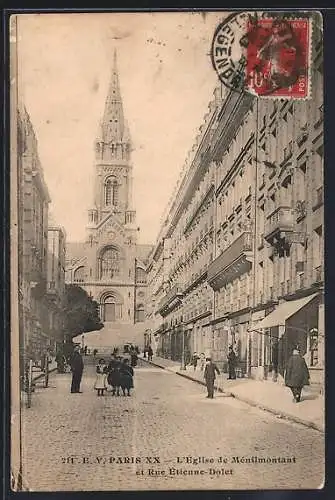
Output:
[75, 322, 146, 354]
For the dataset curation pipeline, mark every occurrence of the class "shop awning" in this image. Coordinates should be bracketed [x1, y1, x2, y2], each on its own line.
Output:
[252, 293, 318, 330]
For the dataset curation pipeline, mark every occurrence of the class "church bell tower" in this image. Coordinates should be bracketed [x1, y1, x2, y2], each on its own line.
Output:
[88, 50, 135, 229]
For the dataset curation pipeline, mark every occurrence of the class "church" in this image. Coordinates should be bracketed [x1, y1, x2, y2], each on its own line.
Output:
[65, 51, 152, 347]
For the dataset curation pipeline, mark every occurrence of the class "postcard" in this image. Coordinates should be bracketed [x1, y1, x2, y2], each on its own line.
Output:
[10, 10, 324, 491]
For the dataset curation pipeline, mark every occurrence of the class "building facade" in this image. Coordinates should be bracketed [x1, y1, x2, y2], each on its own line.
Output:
[145, 24, 324, 386]
[66, 52, 152, 341]
[17, 103, 52, 362]
[46, 226, 67, 345]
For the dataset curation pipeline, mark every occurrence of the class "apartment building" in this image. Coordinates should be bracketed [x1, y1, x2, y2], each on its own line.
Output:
[17, 103, 51, 361]
[46, 226, 67, 345]
[145, 24, 323, 385]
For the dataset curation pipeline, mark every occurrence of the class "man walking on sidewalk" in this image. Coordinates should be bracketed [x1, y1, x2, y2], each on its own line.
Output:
[285, 348, 310, 403]
[70, 345, 84, 394]
[204, 357, 220, 399]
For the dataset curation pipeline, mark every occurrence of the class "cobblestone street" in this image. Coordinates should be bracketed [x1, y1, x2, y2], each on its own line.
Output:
[21, 358, 324, 491]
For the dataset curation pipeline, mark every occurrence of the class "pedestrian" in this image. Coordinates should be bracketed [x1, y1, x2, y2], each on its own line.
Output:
[55, 351, 66, 373]
[69, 345, 84, 394]
[191, 352, 199, 371]
[199, 352, 205, 371]
[147, 345, 153, 362]
[227, 346, 237, 380]
[285, 347, 310, 403]
[130, 348, 138, 367]
[107, 357, 121, 396]
[93, 348, 98, 359]
[204, 356, 220, 399]
[119, 358, 134, 396]
[94, 358, 108, 396]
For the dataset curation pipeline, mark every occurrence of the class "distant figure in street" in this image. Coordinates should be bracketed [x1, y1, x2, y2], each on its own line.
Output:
[112, 347, 118, 357]
[227, 346, 237, 380]
[130, 348, 138, 367]
[55, 351, 66, 373]
[285, 348, 310, 403]
[199, 353, 206, 371]
[84, 346, 88, 356]
[119, 358, 134, 396]
[94, 358, 107, 396]
[107, 357, 121, 396]
[204, 357, 220, 399]
[147, 345, 153, 361]
[191, 352, 199, 371]
[69, 345, 84, 394]
[93, 348, 98, 359]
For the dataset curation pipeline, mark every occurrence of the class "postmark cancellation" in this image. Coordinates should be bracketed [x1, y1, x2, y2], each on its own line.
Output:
[211, 11, 317, 99]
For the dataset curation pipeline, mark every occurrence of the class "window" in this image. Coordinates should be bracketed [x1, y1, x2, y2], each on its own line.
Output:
[74, 266, 85, 283]
[104, 177, 118, 206]
[135, 304, 145, 323]
[136, 267, 146, 284]
[101, 294, 123, 322]
[313, 226, 323, 267]
[100, 246, 120, 279]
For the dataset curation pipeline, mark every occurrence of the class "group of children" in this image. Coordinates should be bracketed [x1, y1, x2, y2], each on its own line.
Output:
[94, 356, 134, 397]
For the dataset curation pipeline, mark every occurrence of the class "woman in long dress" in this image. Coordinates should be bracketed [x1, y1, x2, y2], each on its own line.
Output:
[107, 357, 122, 396]
[119, 358, 134, 396]
[94, 358, 107, 396]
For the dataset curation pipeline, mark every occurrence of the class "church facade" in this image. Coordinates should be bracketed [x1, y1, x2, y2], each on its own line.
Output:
[66, 52, 152, 333]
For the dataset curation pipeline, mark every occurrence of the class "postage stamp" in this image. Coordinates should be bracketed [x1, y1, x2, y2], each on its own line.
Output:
[211, 12, 312, 98]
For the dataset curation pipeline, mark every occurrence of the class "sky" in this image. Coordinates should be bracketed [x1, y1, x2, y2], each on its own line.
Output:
[16, 12, 228, 244]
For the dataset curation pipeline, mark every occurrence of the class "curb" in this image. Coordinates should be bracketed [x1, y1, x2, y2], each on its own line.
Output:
[142, 358, 324, 433]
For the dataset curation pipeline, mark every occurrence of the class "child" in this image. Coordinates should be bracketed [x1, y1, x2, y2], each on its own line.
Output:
[94, 358, 107, 396]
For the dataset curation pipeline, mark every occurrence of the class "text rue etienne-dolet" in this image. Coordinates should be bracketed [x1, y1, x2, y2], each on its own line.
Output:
[138, 455, 296, 477]
[61, 455, 297, 477]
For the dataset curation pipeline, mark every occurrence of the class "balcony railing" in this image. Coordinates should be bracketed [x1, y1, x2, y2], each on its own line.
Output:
[158, 284, 184, 316]
[207, 232, 252, 290]
[264, 206, 294, 242]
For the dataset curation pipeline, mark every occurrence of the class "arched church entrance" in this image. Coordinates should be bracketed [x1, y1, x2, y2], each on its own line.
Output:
[99, 291, 123, 323]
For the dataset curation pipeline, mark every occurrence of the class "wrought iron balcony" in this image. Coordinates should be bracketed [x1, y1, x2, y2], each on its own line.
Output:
[264, 206, 294, 246]
[158, 284, 184, 317]
[207, 232, 253, 291]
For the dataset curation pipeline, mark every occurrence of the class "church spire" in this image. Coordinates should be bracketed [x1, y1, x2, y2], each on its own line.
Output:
[100, 49, 128, 144]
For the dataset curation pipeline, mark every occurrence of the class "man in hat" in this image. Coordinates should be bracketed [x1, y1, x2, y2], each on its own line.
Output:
[227, 346, 237, 380]
[204, 356, 220, 399]
[69, 345, 84, 393]
[285, 347, 310, 403]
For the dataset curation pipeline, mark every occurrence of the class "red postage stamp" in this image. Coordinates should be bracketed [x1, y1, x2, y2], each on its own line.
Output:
[245, 17, 310, 97]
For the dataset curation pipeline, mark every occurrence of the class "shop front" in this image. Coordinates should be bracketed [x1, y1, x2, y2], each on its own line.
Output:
[251, 292, 321, 385]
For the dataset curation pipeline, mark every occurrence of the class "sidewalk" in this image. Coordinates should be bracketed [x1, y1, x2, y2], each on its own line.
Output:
[142, 355, 324, 433]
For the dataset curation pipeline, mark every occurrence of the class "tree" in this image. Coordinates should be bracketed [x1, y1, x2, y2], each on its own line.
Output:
[63, 284, 103, 339]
